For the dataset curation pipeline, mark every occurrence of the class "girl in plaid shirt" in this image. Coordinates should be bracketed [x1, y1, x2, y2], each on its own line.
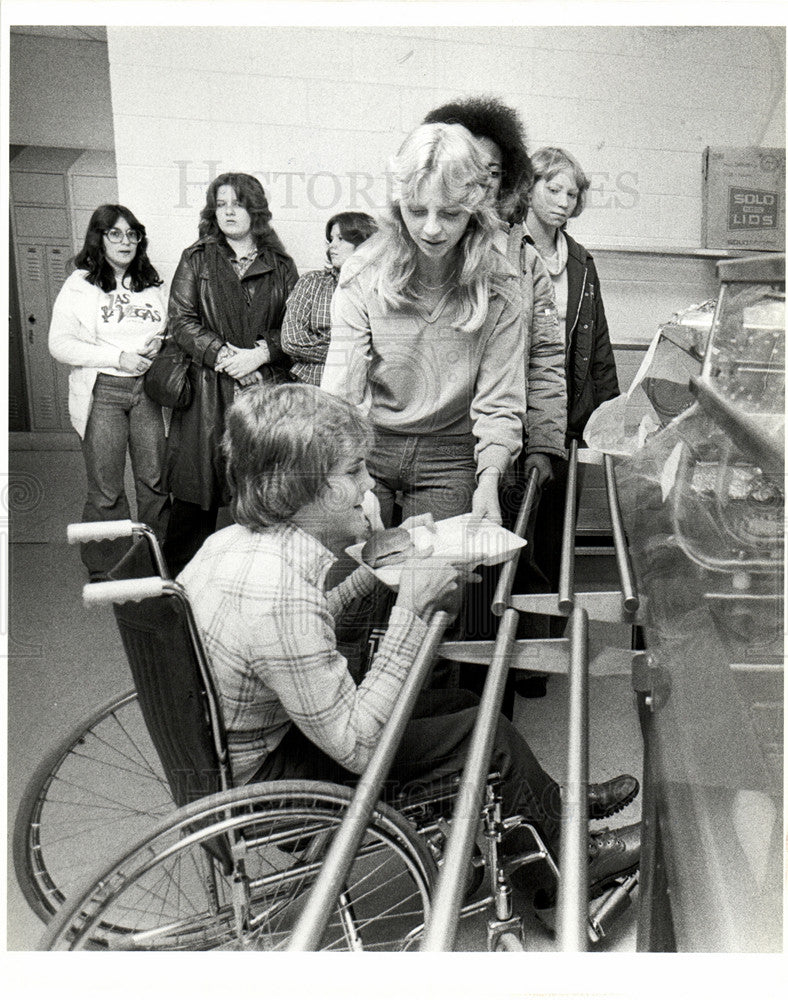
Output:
[282, 212, 376, 386]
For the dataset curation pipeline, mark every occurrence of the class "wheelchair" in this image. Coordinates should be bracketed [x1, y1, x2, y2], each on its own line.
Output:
[19, 519, 564, 952]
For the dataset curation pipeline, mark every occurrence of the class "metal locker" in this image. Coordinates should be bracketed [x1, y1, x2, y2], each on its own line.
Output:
[15, 240, 73, 431]
[45, 245, 74, 430]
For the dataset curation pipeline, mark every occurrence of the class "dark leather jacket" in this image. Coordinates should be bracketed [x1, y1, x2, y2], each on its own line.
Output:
[166, 235, 298, 507]
[564, 233, 619, 440]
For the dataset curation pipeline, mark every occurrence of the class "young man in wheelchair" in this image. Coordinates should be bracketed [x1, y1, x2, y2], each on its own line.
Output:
[179, 384, 640, 898]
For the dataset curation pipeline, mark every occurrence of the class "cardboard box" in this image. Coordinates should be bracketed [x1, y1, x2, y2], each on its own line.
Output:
[702, 147, 785, 252]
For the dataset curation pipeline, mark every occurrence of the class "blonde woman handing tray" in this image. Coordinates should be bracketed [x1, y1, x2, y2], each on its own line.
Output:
[321, 122, 525, 537]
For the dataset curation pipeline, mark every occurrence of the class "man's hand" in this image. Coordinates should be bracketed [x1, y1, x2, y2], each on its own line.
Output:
[471, 469, 502, 525]
[523, 452, 554, 487]
[395, 560, 461, 621]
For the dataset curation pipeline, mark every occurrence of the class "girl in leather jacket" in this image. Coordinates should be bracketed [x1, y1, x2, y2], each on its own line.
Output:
[163, 172, 298, 576]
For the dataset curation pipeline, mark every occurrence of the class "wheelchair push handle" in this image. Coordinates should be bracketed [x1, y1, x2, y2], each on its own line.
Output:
[83, 577, 167, 607]
[67, 520, 136, 544]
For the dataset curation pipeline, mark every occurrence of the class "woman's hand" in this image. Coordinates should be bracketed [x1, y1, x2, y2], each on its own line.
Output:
[523, 452, 554, 487]
[119, 351, 153, 375]
[471, 469, 502, 525]
[215, 344, 271, 379]
[213, 344, 236, 372]
[138, 334, 164, 359]
[400, 512, 436, 535]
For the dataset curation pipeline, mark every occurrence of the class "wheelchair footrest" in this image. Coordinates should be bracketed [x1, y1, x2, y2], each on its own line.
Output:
[531, 870, 639, 943]
[588, 872, 639, 942]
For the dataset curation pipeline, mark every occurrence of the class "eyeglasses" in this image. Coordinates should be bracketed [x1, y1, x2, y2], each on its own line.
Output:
[104, 228, 142, 244]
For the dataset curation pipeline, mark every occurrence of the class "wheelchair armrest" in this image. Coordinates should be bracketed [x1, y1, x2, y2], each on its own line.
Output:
[83, 577, 167, 606]
[68, 520, 136, 544]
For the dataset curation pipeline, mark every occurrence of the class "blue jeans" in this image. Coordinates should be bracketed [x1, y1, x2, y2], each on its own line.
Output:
[80, 374, 170, 576]
[367, 431, 477, 527]
[367, 430, 497, 651]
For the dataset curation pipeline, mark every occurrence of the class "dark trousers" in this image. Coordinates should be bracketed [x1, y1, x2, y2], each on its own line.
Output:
[528, 457, 585, 638]
[529, 457, 579, 592]
[251, 687, 561, 851]
[163, 497, 220, 578]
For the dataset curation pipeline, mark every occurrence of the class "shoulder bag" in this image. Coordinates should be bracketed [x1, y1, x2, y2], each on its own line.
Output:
[144, 336, 193, 410]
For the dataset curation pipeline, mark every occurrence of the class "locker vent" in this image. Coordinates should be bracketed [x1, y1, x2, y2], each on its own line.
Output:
[47, 247, 68, 288]
[24, 246, 43, 281]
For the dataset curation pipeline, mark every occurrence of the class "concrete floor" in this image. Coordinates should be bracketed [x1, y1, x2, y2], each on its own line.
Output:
[6, 442, 643, 953]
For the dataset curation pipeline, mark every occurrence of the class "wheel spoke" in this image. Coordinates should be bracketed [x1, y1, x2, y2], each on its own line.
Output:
[14, 692, 173, 923]
[41, 783, 436, 952]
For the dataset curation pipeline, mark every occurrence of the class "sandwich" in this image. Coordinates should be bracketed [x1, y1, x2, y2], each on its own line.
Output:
[361, 527, 416, 568]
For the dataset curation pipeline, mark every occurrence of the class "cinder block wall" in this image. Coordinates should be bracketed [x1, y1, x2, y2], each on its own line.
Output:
[10, 32, 115, 149]
[107, 25, 785, 344]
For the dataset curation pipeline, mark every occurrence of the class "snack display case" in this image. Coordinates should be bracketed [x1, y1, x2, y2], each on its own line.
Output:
[616, 255, 784, 952]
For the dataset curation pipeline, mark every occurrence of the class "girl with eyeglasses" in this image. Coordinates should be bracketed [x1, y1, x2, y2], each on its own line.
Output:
[48, 203, 170, 579]
[282, 211, 377, 386]
[162, 172, 298, 576]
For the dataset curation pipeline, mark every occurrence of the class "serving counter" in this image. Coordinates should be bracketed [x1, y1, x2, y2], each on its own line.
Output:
[618, 254, 785, 952]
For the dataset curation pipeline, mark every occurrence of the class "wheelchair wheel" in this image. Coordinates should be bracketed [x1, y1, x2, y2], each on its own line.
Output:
[13, 689, 173, 923]
[41, 780, 437, 952]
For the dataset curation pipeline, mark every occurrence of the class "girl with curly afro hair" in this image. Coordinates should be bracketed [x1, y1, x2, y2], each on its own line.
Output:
[423, 95, 533, 224]
[422, 96, 569, 708]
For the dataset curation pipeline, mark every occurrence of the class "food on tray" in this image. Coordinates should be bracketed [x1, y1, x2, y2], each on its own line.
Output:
[349, 514, 527, 590]
[361, 527, 417, 568]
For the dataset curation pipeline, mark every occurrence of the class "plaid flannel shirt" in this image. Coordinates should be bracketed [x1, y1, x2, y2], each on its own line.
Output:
[280, 267, 338, 385]
[179, 523, 428, 783]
